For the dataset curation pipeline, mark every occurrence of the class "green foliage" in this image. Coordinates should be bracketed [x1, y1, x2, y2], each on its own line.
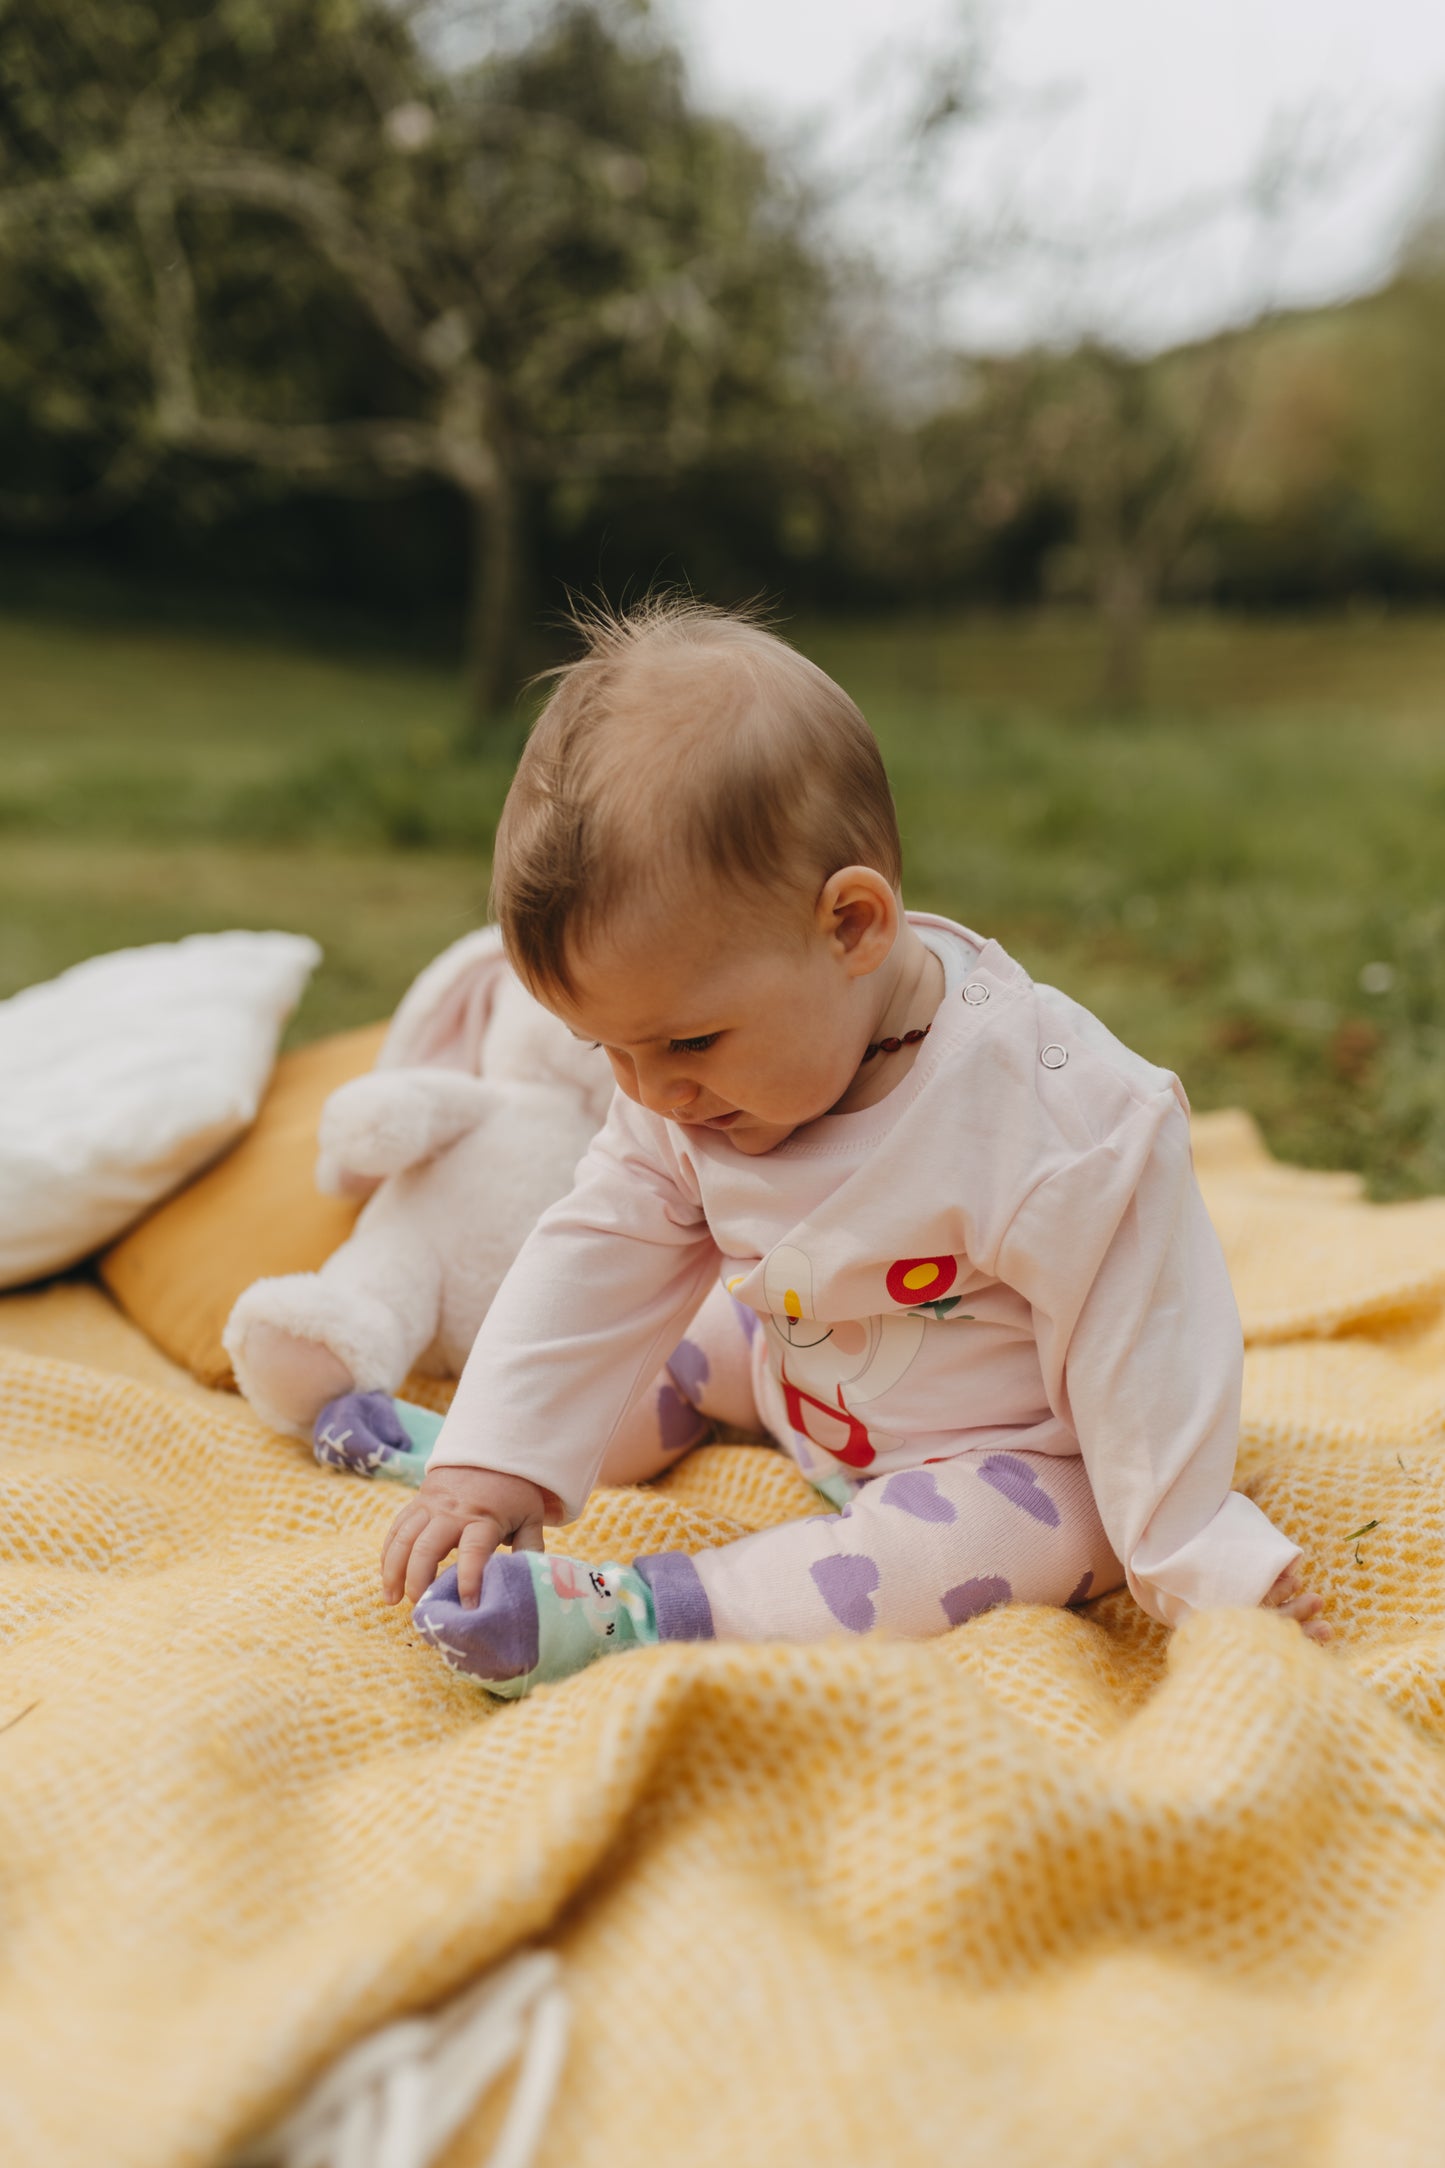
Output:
[476, 7, 828, 447]
[1141, 274, 1445, 606]
[0, 0, 848, 716]
[0, 0, 420, 515]
[811, 613, 1445, 1200]
[0, 0, 832, 504]
[1349, 276, 1445, 583]
[840, 272, 1445, 633]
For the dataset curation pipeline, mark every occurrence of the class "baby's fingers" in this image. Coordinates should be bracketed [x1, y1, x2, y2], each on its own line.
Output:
[1264, 1563, 1302, 1606]
[509, 1512, 546, 1556]
[381, 1500, 431, 1605]
[456, 1518, 505, 1608]
[1276, 1589, 1330, 1644]
[403, 1513, 469, 1606]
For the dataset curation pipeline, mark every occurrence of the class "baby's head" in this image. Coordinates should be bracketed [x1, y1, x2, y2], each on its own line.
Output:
[491, 598, 907, 1153]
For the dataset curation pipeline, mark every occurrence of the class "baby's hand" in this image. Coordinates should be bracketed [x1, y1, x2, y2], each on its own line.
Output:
[381, 1465, 551, 1609]
[1262, 1561, 1330, 1644]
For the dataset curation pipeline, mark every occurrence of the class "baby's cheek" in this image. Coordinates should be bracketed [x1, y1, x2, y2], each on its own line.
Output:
[744, 1052, 805, 1111]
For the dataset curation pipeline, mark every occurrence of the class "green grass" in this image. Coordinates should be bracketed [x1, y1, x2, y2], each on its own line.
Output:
[4, 600, 1444, 1197]
[0, 609, 511, 1040]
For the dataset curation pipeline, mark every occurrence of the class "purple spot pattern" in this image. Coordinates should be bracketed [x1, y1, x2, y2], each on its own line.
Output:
[667, 1336, 711, 1401]
[656, 1380, 709, 1453]
[977, 1453, 1062, 1527]
[1066, 1570, 1094, 1605]
[881, 1470, 958, 1524]
[729, 1295, 762, 1343]
[811, 1553, 881, 1632]
[941, 1575, 1013, 1626]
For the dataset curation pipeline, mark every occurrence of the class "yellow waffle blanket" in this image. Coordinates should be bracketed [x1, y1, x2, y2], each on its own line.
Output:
[4, 1109, 1445, 2167]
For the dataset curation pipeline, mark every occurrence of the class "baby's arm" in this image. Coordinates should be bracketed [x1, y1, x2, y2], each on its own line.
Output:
[380, 1096, 718, 1605]
[997, 1089, 1326, 1636]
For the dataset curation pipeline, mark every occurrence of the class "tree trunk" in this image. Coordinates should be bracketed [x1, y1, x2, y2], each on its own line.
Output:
[461, 468, 523, 742]
[1097, 559, 1151, 711]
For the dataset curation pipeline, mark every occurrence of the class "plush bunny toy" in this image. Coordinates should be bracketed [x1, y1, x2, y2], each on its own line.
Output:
[224, 928, 614, 1439]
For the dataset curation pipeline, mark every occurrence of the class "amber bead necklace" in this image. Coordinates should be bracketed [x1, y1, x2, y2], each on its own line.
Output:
[859, 1024, 931, 1064]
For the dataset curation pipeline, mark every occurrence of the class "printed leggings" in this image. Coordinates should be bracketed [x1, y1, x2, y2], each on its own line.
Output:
[602, 1284, 1125, 1644]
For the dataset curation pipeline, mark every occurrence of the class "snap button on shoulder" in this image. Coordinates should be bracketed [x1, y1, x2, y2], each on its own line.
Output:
[962, 982, 990, 1005]
[1040, 1043, 1068, 1069]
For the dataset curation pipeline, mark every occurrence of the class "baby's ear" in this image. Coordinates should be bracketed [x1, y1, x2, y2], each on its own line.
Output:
[820, 866, 897, 967]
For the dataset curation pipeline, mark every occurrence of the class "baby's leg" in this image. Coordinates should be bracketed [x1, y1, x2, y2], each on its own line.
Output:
[313, 1285, 759, 1489]
[597, 1284, 764, 1485]
[415, 1449, 1124, 1695]
[642, 1450, 1123, 1644]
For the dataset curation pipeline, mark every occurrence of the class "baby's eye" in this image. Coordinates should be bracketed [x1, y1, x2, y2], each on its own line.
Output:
[668, 1034, 718, 1055]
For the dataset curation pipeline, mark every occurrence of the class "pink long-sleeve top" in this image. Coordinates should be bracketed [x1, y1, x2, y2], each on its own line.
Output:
[431, 913, 1298, 1626]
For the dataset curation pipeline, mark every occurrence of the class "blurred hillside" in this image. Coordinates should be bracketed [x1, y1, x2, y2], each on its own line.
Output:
[1210, 270, 1445, 604]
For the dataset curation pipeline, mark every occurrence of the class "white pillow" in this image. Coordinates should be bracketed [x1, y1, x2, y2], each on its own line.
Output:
[0, 931, 321, 1289]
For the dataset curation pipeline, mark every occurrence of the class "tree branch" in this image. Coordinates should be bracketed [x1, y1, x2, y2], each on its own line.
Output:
[164, 149, 442, 376]
[0, 162, 137, 235]
[0, 147, 455, 385]
[150, 407, 499, 499]
[134, 178, 199, 432]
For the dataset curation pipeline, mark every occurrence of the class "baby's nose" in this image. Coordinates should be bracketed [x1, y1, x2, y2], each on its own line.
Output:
[640, 1066, 698, 1117]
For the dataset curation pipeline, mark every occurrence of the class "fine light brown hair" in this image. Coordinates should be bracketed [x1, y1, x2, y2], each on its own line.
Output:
[490, 596, 903, 1000]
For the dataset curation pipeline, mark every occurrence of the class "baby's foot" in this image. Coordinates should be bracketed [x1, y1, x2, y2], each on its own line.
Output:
[1262, 1562, 1330, 1644]
[313, 1392, 445, 1484]
[413, 1551, 658, 1697]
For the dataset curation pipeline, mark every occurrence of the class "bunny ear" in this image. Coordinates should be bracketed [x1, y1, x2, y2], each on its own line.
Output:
[376, 927, 512, 1072]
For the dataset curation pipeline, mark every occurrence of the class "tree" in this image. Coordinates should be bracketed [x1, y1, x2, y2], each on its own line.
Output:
[0, 0, 831, 725]
[861, 30, 1360, 705]
[976, 336, 1249, 707]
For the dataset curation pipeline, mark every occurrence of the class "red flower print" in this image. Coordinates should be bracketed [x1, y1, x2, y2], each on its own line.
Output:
[885, 1255, 958, 1306]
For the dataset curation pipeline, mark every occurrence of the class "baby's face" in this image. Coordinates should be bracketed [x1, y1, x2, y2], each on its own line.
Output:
[547, 884, 889, 1155]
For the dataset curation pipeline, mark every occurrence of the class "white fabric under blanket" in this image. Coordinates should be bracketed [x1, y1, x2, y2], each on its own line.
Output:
[0, 930, 319, 1287]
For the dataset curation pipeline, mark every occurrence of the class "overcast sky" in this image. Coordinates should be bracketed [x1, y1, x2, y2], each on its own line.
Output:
[669, 0, 1445, 349]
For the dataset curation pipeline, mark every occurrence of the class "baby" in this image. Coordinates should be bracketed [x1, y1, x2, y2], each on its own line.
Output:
[380, 599, 1326, 1694]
